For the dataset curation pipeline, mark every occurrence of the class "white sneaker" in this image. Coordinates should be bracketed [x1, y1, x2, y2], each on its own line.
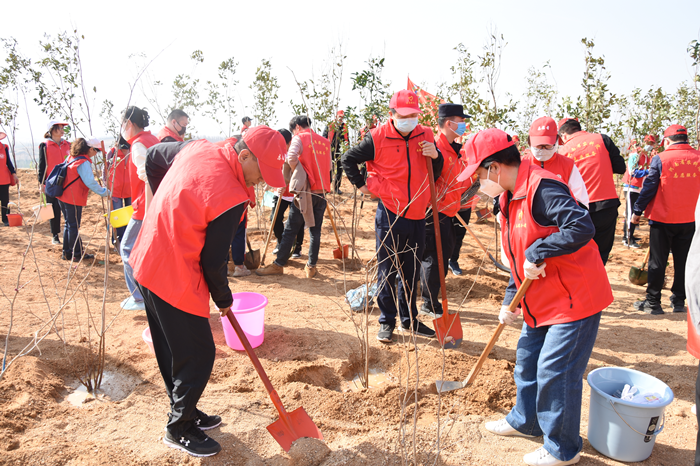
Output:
[232, 265, 251, 277]
[484, 418, 536, 438]
[121, 296, 145, 311]
[523, 447, 580, 466]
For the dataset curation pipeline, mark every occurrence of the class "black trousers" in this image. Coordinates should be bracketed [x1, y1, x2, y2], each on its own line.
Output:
[646, 221, 695, 305]
[331, 152, 343, 192]
[421, 212, 456, 312]
[44, 193, 62, 236]
[450, 208, 472, 262]
[623, 191, 640, 240]
[270, 195, 303, 253]
[589, 206, 618, 265]
[0, 184, 8, 224]
[138, 283, 216, 436]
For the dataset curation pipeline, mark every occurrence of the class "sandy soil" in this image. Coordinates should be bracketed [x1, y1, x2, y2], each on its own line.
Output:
[0, 170, 696, 466]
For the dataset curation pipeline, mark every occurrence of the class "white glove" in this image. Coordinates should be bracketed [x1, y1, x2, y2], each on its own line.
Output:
[499, 305, 521, 325]
[523, 259, 546, 280]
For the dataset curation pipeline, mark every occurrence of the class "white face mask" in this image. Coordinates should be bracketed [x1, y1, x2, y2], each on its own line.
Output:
[480, 166, 506, 198]
[393, 117, 418, 134]
[531, 145, 558, 162]
[643, 145, 653, 152]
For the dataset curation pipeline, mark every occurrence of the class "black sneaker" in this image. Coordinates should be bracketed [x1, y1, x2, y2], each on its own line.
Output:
[52, 235, 61, 245]
[291, 251, 301, 259]
[376, 323, 395, 343]
[163, 424, 221, 457]
[400, 321, 436, 338]
[72, 253, 95, 262]
[418, 304, 442, 319]
[61, 252, 72, 261]
[633, 299, 664, 315]
[448, 260, 462, 276]
[194, 409, 222, 430]
[672, 302, 687, 313]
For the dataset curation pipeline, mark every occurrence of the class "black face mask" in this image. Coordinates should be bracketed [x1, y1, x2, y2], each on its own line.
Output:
[174, 121, 187, 136]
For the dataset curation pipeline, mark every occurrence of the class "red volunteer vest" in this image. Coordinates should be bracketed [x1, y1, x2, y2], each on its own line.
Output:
[622, 152, 649, 189]
[0, 144, 10, 185]
[296, 129, 331, 192]
[128, 131, 160, 221]
[688, 312, 700, 359]
[131, 140, 250, 317]
[107, 149, 131, 199]
[42, 139, 70, 183]
[435, 132, 469, 217]
[57, 156, 91, 206]
[645, 144, 700, 224]
[522, 151, 575, 184]
[366, 121, 435, 220]
[560, 131, 617, 203]
[157, 126, 184, 142]
[500, 164, 613, 328]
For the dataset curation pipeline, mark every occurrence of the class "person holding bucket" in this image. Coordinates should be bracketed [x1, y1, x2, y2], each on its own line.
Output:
[0, 132, 18, 227]
[57, 138, 110, 261]
[129, 126, 286, 457]
[38, 121, 71, 244]
[457, 128, 612, 466]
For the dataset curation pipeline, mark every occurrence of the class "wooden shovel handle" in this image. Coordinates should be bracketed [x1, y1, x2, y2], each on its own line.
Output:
[261, 192, 283, 265]
[641, 247, 650, 270]
[426, 156, 449, 314]
[455, 214, 489, 256]
[325, 201, 343, 249]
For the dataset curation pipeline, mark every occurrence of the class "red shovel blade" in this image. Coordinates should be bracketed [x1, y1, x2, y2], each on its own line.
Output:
[266, 406, 324, 452]
[333, 244, 349, 259]
[433, 312, 463, 349]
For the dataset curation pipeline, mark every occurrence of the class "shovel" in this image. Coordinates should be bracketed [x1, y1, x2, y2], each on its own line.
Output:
[454, 214, 511, 274]
[244, 237, 261, 270]
[629, 248, 650, 286]
[224, 311, 323, 452]
[326, 202, 349, 259]
[436, 276, 535, 393]
[426, 156, 463, 349]
[261, 193, 283, 266]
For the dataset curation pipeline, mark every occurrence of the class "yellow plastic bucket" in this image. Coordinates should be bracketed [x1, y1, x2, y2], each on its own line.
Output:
[105, 205, 134, 228]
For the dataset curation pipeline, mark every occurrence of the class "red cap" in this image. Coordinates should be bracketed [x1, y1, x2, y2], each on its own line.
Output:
[457, 128, 515, 181]
[337, 110, 344, 117]
[643, 134, 657, 144]
[0, 132, 6, 141]
[511, 134, 520, 143]
[663, 125, 687, 138]
[389, 90, 422, 116]
[242, 126, 287, 188]
[529, 116, 558, 146]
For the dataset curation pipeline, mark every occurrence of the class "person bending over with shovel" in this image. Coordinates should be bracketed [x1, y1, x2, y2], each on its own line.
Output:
[457, 128, 612, 466]
[129, 126, 287, 457]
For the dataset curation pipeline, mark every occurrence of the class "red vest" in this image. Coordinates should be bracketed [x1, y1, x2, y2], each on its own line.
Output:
[57, 156, 91, 206]
[296, 129, 331, 192]
[157, 126, 184, 142]
[560, 132, 617, 203]
[42, 139, 71, 183]
[366, 122, 435, 220]
[622, 152, 649, 189]
[645, 144, 700, 224]
[131, 140, 250, 317]
[435, 132, 469, 217]
[107, 149, 131, 199]
[688, 313, 700, 359]
[499, 164, 613, 328]
[0, 144, 10, 185]
[522, 151, 575, 184]
[128, 131, 160, 221]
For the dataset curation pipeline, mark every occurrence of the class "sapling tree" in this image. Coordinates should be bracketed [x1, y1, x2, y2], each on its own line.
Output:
[517, 63, 558, 140]
[351, 56, 391, 133]
[579, 38, 616, 133]
[250, 59, 280, 127]
[203, 57, 239, 137]
[478, 30, 517, 130]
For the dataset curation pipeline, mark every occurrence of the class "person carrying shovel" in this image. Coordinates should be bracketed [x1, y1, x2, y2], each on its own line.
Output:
[129, 126, 287, 457]
[457, 128, 612, 466]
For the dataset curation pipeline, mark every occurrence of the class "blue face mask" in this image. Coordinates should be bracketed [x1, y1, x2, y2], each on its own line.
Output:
[452, 121, 467, 136]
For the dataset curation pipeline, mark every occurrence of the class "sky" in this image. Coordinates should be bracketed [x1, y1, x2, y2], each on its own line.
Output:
[3, 0, 700, 155]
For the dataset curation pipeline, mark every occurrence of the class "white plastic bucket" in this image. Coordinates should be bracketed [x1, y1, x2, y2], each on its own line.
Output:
[587, 367, 674, 462]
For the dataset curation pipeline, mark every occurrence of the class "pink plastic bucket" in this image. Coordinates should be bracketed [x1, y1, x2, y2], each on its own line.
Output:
[142, 327, 155, 355]
[221, 292, 267, 351]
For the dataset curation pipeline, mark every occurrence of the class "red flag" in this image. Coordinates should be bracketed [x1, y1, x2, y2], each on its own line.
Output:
[407, 77, 444, 111]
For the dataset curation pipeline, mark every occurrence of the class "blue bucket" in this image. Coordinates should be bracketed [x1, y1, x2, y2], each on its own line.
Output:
[587, 367, 674, 462]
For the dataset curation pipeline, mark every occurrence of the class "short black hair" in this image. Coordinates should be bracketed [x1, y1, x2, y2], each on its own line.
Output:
[289, 115, 311, 132]
[558, 119, 581, 136]
[277, 128, 292, 145]
[122, 106, 150, 129]
[167, 109, 189, 122]
[668, 134, 688, 143]
[438, 117, 448, 128]
[233, 139, 252, 157]
[481, 140, 521, 169]
[242, 116, 252, 124]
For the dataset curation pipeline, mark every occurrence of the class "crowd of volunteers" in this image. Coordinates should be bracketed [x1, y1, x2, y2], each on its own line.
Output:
[4, 86, 700, 465]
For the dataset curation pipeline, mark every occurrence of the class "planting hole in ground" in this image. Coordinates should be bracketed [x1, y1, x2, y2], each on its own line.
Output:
[62, 369, 142, 407]
[345, 368, 392, 392]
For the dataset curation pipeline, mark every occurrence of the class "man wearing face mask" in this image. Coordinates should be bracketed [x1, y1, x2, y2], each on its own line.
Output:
[158, 109, 190, 143]
[522, 117, 589, 209]
[342, 89, 443, 343]
[558, 118, 625, 265]
[621, 136, 653, 248]
[420, 103, 472, 318]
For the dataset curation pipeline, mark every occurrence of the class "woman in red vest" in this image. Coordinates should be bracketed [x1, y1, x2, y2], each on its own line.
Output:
[38, 120, 71, 244]
[57, 138, 110, 261]
[0, 132, 18, 226]
[458, 129, 613, 466]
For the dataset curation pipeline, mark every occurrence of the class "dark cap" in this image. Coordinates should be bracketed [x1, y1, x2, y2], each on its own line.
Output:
[438, 103, 471, 119]
[242, 116, 252, 124]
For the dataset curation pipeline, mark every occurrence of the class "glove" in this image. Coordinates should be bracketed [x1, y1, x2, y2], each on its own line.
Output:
[523, 259, 546, 280]
[499, 305, 521, 325]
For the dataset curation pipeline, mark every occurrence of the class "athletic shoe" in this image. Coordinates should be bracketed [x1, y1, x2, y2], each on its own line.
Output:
[232, 265, 251, 277]
[304, 265, 317, 278]
[523, 447, 579, 466]
[448, 260, 462, 276]
[400, 320, 436, 338]
[255, 263, 283, 276]
[121, 296, 146, 311]
[194, 409, 222, 431]
[418, 304, 442, 319]
[1, 221, 8, 227]
[627, 240, 640, 249]
[52, 235, 61, 245]
[484, 418, 536, 438]
[272, 246, 280, 254]
[672, 302, 687, 313]
[291, 251, 301, 259]
[376, 324, 394, 343]
[633, 299, 664, 315]
[163, 425, 221, 457]
[73, 253, 95, 262]
[61, 252, 72, 261]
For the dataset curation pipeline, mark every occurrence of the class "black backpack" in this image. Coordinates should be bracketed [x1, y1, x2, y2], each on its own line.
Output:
[45, 156, 88, 198]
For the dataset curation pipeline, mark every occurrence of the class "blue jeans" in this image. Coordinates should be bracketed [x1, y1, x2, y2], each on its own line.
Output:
[375, 202, 425, 327]
[275, 194, 326, 268]
[120, 218, 144, 302]
[59, 201, 83, 258]
[506, 312, 602, 462]
[111, 197, 132, 244]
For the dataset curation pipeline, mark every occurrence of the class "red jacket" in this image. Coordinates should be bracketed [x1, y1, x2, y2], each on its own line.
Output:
[522, 151, 575, 184]
[131, 140, 250, 317]
[689, 314, 700, 359]
[296, 129, 331, 192]
[435, 132, 470, 217]
[0, 144, 10, 185]
[646, 143, 700, 224]
[57, 156, 91, 206]
[500, 164, 613, 327]
[42, 139, 71, 183]
[560, 131, 617, 203]
[622, 151, 649, 189]
[366, 122, 435, 220]
[128, 131, 160, 221]
[157, 126, 183, 142]
[107, 149, 131, 199]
